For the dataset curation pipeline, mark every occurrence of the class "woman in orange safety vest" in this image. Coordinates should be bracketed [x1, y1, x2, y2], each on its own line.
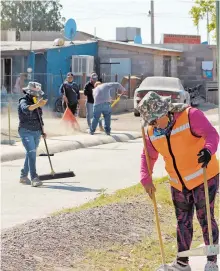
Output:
[138, 91, 219, 271]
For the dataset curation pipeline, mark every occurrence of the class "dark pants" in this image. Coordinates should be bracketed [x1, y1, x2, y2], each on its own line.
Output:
[63, 102, 78, 116]
[172, 174, 219, 263]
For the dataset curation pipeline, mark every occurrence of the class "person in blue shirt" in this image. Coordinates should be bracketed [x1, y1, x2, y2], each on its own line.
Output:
[59, 72, 80, 116]
[18, 82, 47, 187]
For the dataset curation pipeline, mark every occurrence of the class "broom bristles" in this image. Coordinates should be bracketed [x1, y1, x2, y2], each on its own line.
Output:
[39, 171, 75, 181]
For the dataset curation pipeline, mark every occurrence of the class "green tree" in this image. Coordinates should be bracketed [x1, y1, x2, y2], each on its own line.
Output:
[189, 0, 216, 38]
[0, 1, 64, 39]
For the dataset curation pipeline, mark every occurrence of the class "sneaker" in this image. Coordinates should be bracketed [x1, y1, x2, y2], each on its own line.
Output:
[20, 176, 31, 185]
[168, 260, 191, 271]
[31, 177, 43, 187]
[205, 261, 219, 271]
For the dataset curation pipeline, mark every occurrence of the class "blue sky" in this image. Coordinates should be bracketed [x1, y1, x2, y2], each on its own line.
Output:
[60, 0, 215, 44]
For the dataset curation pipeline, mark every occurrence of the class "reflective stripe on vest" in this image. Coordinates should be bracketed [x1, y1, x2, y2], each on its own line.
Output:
[184, 168, 203, 182]
[168, 176, 178, 184]
[171, 123, 190, 135]
[149, 123, 190, 142]
[149, 134, 165, 142]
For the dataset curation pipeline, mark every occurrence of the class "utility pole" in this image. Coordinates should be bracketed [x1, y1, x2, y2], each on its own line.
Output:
[206, 9, 210, 44]
[151, 0, 155, 44]
[30, 0, 33, 51]
[216, 0, 219, 117]
[94, 27, 97, 40]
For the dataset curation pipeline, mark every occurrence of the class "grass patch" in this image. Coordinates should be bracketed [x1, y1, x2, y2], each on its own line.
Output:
[53, 176, 169, 216]
[80, 183, 219, 271]
[53, 176, 219, 270]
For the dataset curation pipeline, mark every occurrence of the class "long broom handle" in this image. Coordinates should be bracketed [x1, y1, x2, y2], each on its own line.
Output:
[8, 102, 11, 144]
[141, 126, 166, 265]
[203, 167, 213, 245]
[60, 70, 68, 108]
[36, 108, 55, 174]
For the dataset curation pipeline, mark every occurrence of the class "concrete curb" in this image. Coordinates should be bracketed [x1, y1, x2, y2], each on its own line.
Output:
[1, 131, 141, 163]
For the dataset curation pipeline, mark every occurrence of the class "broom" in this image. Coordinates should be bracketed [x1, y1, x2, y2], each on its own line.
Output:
[36, 105, 75, 181]
[60, 70, 80, 131]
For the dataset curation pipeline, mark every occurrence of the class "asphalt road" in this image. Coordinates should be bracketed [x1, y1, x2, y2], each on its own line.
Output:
[1, 138, 167, 230]
[2, 138, 219, 270]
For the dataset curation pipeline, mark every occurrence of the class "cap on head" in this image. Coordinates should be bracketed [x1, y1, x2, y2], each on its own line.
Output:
[137, 91, 172, 125]
[67, 72, 74, 77]
[91, 73, 98, 81]
[22, 81, 44, 97]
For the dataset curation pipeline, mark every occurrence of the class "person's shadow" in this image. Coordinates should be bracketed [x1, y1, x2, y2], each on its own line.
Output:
[40, 182, 102, 193]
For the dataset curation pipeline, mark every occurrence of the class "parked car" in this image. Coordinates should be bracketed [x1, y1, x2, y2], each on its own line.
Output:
[133, 76, 191, 116]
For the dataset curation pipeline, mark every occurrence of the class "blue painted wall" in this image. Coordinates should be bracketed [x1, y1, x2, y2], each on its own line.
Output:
[1, 42, 97, 110]
[34, 52, 47, 94]
[46, 42, 98, 99]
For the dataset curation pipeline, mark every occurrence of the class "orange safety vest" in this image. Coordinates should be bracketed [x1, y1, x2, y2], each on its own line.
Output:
[147, 108, 219, 191]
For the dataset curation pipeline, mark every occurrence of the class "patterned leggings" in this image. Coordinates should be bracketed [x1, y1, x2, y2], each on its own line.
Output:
[171, 174, 219, 263]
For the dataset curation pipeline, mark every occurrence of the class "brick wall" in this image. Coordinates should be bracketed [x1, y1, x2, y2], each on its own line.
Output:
[148, 44, 215, 88]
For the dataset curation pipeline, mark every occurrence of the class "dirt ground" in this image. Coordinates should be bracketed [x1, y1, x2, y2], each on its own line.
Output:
[1, 197, 156, 271]
[1, 102, 219, 143]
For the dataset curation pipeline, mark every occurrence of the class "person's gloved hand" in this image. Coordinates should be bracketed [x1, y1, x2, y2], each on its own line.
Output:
[197, 148, 211, 168]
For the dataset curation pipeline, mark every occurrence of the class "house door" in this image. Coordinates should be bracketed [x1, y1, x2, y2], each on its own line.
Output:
[1, 58, 13, 93]
[1, 58, 5, 88]
[163, 56, 171, 77]
[110, 58, 131, 83]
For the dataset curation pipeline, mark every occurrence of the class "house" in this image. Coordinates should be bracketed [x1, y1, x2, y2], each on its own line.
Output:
[1, 40, 98, 107]
[97, 40, 183, 84]
[146, 43, 218, 103]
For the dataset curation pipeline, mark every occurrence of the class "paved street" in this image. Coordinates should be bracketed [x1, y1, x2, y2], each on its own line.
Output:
[1, 106, 219, 271]
[1, 138, 166, 230]
[1, 102, 218, 143]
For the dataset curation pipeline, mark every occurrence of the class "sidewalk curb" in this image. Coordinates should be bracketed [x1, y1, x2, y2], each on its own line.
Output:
[1, 131, 141, 163]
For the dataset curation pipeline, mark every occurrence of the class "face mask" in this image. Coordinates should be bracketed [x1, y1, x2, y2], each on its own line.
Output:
[153, 114, 175, 137]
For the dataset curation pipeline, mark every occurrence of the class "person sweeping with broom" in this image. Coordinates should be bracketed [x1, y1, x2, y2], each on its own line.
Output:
[18, 82, 47, 187]
[59, 72, 80, 116]
[138, 91, 219, 271]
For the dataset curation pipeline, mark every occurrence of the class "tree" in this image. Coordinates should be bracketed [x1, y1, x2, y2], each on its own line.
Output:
[0, 1, 64, 39]
[189, 0, 216, 39]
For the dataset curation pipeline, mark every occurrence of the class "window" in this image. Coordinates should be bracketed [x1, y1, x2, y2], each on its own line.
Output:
[72, 56, 94, 76]
[163, 56, 171, 77]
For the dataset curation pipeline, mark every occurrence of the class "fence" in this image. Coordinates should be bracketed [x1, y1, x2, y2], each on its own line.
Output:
[1, 72, 144, 111]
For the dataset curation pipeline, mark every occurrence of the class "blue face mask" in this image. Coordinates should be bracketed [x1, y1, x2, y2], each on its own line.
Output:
[153, 115, 175, 137]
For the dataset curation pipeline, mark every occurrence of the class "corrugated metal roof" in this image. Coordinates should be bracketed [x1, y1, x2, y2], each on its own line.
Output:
[100, 40, 183, 53]
[1, 40, 97, 51]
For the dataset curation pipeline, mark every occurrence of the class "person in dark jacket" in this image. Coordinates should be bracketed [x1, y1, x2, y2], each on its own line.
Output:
[59, 72, 80, 116]
[84, 73, 103, 130]
[18, 82, 47, 187]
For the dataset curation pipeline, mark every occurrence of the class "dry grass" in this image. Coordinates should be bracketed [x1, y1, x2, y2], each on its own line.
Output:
[54, 177, 219, 270]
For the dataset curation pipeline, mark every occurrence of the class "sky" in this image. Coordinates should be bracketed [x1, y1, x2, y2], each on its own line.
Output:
[60, 0, 216, 44]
